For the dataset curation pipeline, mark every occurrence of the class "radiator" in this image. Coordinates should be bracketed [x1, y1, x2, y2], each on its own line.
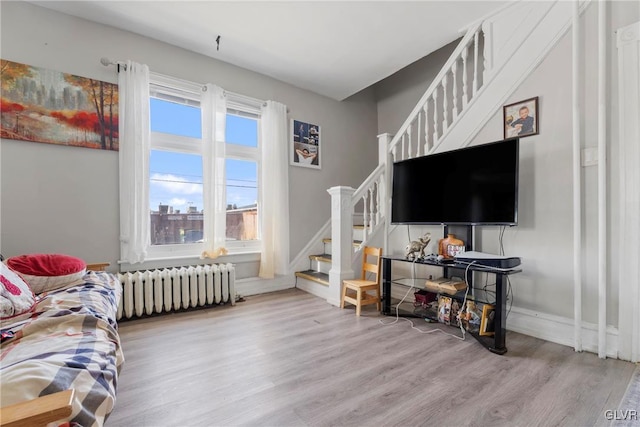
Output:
[117, 263, 236, 320]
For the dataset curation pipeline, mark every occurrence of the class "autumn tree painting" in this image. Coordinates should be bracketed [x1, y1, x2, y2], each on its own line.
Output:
[0, 59, 119, 150]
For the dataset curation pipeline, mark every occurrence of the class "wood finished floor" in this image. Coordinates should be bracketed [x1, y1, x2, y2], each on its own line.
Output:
[107, 289, 636, 427]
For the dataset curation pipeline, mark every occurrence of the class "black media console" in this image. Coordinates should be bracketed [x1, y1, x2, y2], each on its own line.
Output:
[381, 255, 521, 354]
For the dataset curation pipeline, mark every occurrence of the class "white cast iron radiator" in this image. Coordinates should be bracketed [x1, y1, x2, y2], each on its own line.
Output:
[117, 264, 236, 320]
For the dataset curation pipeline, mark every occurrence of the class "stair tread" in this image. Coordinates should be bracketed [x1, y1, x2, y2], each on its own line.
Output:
[309, 253, 332, 262]
[322, 238, 362, 246]
[295, 270, 329, 286]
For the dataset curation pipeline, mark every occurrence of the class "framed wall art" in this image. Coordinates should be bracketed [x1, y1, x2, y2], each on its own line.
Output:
[291, 119, 320, 169]
[503, 96, 539, 139]
[0, 59, 119, 151]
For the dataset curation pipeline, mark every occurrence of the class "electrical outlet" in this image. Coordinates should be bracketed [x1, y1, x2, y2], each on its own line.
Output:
[582, 147, 598, 167]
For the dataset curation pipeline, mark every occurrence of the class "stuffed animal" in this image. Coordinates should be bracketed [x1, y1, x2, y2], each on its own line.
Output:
[405, 232, 431, 260]
[200, 247, 228, 259]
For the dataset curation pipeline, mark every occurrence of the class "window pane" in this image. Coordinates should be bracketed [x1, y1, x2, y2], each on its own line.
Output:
[226, 114, 257, 147]
[150, 97, 202, 138]
[226, 159, 258, 241]
[150, 150, 203, 245]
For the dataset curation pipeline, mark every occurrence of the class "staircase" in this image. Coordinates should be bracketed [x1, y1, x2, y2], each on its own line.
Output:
[293, 0, 590, 306]
[294, 225, 365, 289]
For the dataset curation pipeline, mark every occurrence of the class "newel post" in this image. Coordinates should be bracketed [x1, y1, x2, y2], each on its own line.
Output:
[327, 186, 355, 307]
[378, 133, 392, 256]
[378, 133, 392, 166]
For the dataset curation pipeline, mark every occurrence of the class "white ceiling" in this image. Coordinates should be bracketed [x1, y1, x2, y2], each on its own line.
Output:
[28, 1, 508, 101]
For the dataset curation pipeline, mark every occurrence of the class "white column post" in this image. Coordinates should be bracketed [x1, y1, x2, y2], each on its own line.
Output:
[596, 0, 607, 360]
[617, 21, 640, 363]
[572, 0, 583, 353]
[327, 186, 355, 307]
[378, 133, 393, 255]
[378, 133, 392, 166]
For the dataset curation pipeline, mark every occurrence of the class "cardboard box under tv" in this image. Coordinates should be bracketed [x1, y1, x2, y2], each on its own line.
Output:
[425, 277, 466, 295]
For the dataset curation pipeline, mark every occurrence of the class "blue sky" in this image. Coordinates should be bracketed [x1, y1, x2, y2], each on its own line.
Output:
[149, 98, 257, 213]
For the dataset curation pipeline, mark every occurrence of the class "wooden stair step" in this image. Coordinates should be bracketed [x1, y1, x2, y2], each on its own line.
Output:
[322, 238, 362, 247]
[309, 253, 332, 263]
[295, 270, 329, 286]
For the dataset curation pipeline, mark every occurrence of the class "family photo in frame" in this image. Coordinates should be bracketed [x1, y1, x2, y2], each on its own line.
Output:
[291, 119, 320, 169]
[503, 96, 539, 139]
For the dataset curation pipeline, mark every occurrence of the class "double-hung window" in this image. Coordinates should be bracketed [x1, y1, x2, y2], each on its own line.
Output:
[148, 74, 261, 259]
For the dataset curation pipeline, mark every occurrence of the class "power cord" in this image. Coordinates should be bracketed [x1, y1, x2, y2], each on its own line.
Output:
[499, 225, 515, 318]
[379, 257, 472, 342]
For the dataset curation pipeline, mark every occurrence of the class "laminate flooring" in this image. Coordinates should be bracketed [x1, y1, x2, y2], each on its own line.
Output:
[107, 289, 637, 427]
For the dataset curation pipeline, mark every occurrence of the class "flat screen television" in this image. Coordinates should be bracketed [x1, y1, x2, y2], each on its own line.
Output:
[391, 138, 519, 225]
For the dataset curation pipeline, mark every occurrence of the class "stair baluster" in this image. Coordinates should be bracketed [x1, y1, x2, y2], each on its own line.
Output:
[432, 89, 439, 147]
[375, 177, 381, 226]
[368, 187, 375, 233]
[417, 114, 422, 157]
[473, 29, 480, 96]
[452, 61, 459, 119]
[443, 75, 450, 132]
[423, 102, 430, 154]
[462, 47, 469, 107]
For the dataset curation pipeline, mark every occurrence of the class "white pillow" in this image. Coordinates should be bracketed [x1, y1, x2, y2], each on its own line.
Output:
[0, 262, 36, 319]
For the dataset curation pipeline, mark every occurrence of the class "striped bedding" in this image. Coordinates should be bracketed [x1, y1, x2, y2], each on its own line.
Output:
[0, 271, 124, 427]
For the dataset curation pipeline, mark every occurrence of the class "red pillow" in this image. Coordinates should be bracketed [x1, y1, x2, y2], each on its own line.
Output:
[7, 254, 86, 294]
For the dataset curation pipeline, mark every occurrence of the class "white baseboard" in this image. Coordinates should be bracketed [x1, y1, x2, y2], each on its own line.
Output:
[235, 275, 295, 297]
[507, 305, 619, 358]
[295, 277, 330, 300]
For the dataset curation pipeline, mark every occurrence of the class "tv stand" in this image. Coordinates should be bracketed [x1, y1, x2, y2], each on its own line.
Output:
[381, 255, 521, 354]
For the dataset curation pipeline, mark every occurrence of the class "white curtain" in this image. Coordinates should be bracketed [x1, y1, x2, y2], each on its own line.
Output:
[259, 101, 290, 278]
[118, 61, 150, 264]
[201, 84, 227, 257]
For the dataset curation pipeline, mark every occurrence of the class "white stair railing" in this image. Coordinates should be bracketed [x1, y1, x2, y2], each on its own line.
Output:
[341, 21, 488, 256]
[352, 163, 385, 243]
[390, 21, 487, 164]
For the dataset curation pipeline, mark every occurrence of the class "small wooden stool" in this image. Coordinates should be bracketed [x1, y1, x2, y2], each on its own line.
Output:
[340, 246, 382, 316]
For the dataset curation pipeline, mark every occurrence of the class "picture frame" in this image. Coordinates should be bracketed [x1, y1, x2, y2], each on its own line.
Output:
[503, 96, 539, 139]
[0, 59, 119, 151]
[437, 295, 452, 325]
[291, 119, 321, 169]
[480, 304, 496, 336]
[460, 299, 483, 333]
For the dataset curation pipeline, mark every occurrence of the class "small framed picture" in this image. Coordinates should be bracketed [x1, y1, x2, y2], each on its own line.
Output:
[437, 295, 452, 325]
[460, 299, 483, 333]
[291, 119, 320, 169]
[480, 304, 496, 336]
[503, 96, 539, 139]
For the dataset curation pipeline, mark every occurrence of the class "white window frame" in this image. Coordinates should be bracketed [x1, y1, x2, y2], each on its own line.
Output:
[147, 73, 262, 260]
[224, 96, 262, 253]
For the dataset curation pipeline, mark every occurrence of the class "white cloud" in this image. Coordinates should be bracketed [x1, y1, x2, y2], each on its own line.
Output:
[150, 173, 202, 195]
[169, 198, 187, 208]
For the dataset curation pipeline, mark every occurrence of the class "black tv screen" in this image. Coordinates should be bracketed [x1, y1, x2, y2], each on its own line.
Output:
[391, 138, 519, 225]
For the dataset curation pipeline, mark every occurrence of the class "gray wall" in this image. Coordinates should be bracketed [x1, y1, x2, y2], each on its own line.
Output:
[374, 39, 459, 135]
[0, 1, 378, 274]
[469, 0, 638, 325]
